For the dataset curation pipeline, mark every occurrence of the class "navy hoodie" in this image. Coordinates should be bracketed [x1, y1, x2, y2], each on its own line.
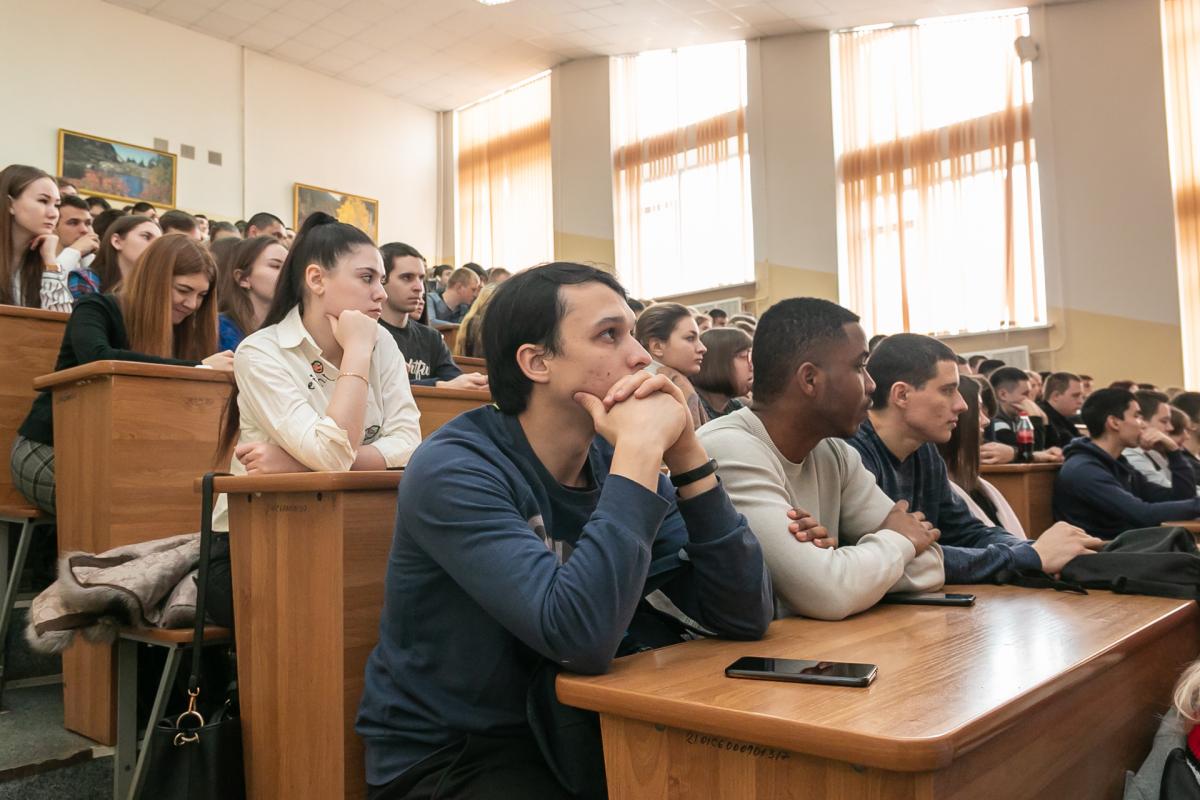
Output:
[1054, 438, 1200, 538]
[356, 405, 773, 787]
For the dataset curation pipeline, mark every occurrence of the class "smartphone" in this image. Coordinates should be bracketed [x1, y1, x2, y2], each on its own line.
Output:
[725, 657, 877, 687]
[879, 592, 976, 607]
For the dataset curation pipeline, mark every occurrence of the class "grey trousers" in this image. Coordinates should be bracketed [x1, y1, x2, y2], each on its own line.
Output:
[10, 435, 55, 515]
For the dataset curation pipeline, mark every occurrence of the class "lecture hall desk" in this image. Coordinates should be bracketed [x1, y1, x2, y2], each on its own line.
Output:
[212, 389, 491, 800]
[558, 585, 1199, 800]
[981, 462, 1058, 536]
[0, 305, 67, 509]
[35, 360, 233, 743]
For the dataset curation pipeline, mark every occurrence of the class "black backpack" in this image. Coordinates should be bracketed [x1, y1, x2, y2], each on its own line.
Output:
[996, 527, 1200, 599]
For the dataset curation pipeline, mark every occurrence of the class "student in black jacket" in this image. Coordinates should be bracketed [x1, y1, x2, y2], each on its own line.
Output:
[9, 236, 233, 514]
[378, 242, 487, 390]
[1038, 371, 1085, 449]
[1054, 388, 1200, 538]
[986, 366, 1063, 463]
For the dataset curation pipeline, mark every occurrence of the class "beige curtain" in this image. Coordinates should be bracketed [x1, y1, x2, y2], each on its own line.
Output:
[833, 12, 1045, 336]
[611, 42, 754, 299]
[1162, 0, 1200, 386]
[455, 74, 553, 271]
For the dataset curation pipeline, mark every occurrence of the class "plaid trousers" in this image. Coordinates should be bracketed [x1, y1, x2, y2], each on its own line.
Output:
[9, 435, 55, 515]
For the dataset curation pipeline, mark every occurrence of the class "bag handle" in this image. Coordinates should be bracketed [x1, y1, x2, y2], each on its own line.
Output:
[189, 472, 230, 695]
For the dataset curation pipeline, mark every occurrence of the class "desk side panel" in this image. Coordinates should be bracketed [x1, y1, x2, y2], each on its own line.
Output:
[342, 490, 399, 800]
[229, 491, 347, 800]
[0, 314, 65, 507]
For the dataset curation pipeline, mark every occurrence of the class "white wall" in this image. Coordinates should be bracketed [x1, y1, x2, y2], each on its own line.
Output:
[1031, 0, 1180, 324]
[747, 33, 839, 277]
[0, 0, 438, 253]
[243, 50, 438, 252]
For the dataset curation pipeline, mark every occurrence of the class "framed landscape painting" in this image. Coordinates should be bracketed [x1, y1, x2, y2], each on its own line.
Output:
[294, 182, 379, 240]
[57, 129, 176, 206]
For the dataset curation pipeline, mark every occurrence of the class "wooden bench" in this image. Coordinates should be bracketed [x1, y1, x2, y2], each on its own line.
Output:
[35, 360, 233, 744]
[434, 322, 459, 353]
[453, 356, 486, 375]
[0, 305, 66, 700]
[411, 385, 491, 438]
[981, 463, 1059, 536]
[214, 471, 402, 800]
[558, 585, 1199, 799]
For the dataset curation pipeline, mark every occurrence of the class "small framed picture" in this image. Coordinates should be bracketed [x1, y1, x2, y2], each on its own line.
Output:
[57, 129, 177, 207]
[294, 182, 379, 240]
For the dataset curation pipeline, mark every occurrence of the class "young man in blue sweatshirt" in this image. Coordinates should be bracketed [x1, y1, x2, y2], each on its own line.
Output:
[847, 334, 1103, 583]
[1055, 387, 1200, 538]
[356, 262, 773, 799]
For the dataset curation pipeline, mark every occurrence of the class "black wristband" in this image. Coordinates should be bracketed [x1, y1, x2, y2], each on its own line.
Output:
[669, 458, 718, 488]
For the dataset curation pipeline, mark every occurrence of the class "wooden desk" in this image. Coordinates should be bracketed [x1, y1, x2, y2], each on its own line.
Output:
[434, 322, 458, 352]
[558, 586, 1198, 800]
[981, 463, 1059, 536]
[0, 305, 67, 508]
[453, 356, 487, 375]
[411, 385, 490, 438]
[216, 471, 402, 800]
[36, 360, 232, 743]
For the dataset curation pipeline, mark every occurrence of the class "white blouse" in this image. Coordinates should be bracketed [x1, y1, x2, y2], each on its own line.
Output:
[11, 267, 73, 312]
[212, 305, 422, 531]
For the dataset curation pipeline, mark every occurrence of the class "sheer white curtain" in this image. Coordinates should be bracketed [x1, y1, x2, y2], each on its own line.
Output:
[611, 41, 754, 299]
[831, 10, 1046, 335]
[1163, 0, 1200, 386]
[455, 73, 553, 271]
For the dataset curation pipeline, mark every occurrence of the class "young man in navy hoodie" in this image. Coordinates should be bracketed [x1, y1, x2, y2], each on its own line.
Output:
[1055, 387, 1200, 538]
[356, 262, 772, 799]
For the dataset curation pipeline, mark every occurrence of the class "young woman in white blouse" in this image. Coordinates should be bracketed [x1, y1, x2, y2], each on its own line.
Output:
[206, 212, 422, 626]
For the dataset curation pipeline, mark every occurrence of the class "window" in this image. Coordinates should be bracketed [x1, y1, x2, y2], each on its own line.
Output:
[455, 73, 553, 272]
[611, 41, 754, 299]
[831, 10, 1046, 336]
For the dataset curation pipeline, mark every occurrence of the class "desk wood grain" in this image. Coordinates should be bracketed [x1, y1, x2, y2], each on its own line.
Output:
[453, 356, 486, 375]
[559, 586, 1198, 799]
[410, 385, 490, 438]
[981, 463, 1059, 536]
[0, 305, 67, 507]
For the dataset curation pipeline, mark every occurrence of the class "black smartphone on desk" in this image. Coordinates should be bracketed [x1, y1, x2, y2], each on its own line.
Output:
[879, 592, 975, 607]
[725, 657, 877, 687]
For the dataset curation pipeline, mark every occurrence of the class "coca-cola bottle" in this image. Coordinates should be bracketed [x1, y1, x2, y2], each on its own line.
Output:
[1016, 412, 1035, 463]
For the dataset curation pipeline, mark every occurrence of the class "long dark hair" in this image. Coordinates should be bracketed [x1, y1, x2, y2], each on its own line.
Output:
[215, 212, 375, 463]
[937, 375, 985, 495]
[93, 215, 160, 292]
[217, 235, 281, 336]
[0, 164, 55, 307]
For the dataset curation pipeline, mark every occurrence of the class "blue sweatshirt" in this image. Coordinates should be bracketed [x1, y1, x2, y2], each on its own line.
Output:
[356, 406, 772, 787]
[1054, 438, 1200, 538]
[847, 419, 1042, 583]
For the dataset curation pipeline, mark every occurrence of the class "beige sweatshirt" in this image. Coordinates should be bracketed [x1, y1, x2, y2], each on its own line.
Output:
[698, 407, 945, 620]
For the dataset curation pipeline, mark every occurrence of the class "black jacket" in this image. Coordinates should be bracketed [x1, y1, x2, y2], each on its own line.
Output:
[1037, 400, 1081, 450]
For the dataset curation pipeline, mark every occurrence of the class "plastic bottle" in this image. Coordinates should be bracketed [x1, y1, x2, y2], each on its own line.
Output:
[1016, 412, 1035, 463]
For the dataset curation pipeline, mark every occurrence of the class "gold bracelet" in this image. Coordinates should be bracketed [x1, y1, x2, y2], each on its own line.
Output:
[337, 371, 369, 386]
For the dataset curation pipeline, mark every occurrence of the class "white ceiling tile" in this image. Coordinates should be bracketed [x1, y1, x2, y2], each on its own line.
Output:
[329, 37, 377, 60]
[322, 11, 375, 37]
[215, 1, 273, 24]
[726, 3, 786, 24]
[236, 26, 292, 50]
[768, 0, 833, 18]
[291, 24, 347, 47]
[340, 0, 395, 21]
[307, 50, 360, 71]
[193, 10, 251, 37]
[269, 15, 312, 36]
[278, 0, 334, 23]
[108, 0, 160, 10]
[253, 0, 292, 8]
[270, 38, 324, 60]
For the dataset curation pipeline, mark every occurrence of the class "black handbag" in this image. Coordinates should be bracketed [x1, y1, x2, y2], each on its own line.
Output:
[138, 472, 246, 800]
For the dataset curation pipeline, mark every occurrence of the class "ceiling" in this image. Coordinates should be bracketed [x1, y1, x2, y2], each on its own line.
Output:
[104, 0, 1058, 111]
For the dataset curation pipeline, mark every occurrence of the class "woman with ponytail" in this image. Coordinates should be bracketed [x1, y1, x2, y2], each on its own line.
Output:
[10, 235, 232, 514]
[205, 213, 422, 627]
